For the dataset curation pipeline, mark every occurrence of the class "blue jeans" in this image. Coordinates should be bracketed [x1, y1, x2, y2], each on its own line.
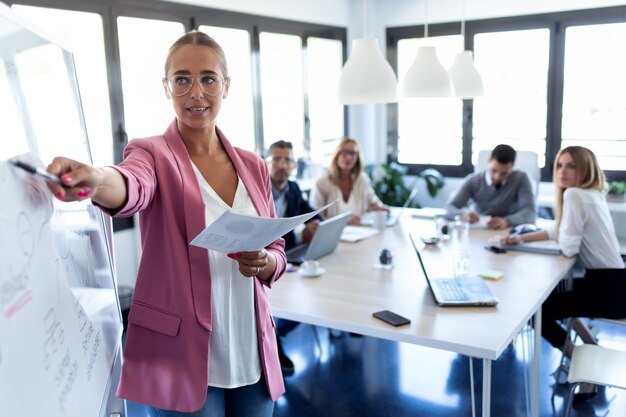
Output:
[146, 376, 274, 417]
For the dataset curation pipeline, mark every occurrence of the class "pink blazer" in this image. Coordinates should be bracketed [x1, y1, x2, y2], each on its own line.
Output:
[101, 120, 286, 412]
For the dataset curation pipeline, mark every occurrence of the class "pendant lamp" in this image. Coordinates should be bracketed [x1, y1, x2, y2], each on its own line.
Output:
[448, 1, 483, 98]
[338, 0, 398, 104]
[401, 0, 453, 98]
[449, 50, 483, 98]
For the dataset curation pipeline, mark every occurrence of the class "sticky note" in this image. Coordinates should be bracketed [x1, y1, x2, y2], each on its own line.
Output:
[477, 269, 504, 280]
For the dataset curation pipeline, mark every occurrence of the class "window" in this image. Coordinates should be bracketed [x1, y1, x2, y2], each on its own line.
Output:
[397, 35, 463, 166]
[306, 37, 344, 163]
[117, 17, 184, 141]
[472, 28, 550, 168]
[199, 25, 255, 151]
[388, 7, 626, 181]
[561, 22, 626, 171]
[259, 32, 305, 157]
[0, 64, 29, 158]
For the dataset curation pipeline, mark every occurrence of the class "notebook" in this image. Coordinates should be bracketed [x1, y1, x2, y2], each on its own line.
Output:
[500, 240, 562, 255]
[408, 234, 499, 307]
[286, 211, 351, 265]
[361, 187, 419, 227]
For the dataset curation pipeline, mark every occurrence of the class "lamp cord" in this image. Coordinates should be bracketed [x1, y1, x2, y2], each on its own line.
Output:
[461, 0, 466, 38]
[424, 0, 429, 39]
[362, 0, 367, 37]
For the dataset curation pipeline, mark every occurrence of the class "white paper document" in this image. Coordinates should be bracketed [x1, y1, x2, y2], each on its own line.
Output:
[190, 200, 336, 252]
[340, 226, 380, 243]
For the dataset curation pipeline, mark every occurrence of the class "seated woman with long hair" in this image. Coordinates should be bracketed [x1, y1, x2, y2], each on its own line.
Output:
[505, 146, 626, 400]
[309, 138, 387, 225]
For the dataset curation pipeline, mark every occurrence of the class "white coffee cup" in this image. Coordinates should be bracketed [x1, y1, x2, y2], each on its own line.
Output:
[372, 210, 387, 230]
[300, 260, 320, 275]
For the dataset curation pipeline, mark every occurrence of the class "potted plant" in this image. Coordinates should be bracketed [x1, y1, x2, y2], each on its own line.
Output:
[607, 180, 626, 202]
[365, 155, 445, 207]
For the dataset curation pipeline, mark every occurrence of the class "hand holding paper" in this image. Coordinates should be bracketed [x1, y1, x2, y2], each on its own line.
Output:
[189, 200, 336, 253]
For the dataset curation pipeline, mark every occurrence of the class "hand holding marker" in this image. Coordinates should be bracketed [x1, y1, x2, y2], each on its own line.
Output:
[9, 159, 95, 201]
[10, 159, 69, 187]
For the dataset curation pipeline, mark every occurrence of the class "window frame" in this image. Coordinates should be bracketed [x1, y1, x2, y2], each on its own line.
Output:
[387, 5, 626, 182]
[7, 0, 347, 160]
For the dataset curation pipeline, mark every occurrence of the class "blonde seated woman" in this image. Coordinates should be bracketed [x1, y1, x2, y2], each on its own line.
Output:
[310, 138, 387, 226]
[504, 146, 626, 401]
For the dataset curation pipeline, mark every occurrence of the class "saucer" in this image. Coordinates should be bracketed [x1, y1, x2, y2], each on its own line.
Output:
[420, 236, 440, 246]
[299, 267, 325, 277]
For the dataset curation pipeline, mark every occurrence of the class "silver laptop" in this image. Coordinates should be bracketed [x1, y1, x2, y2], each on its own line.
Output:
[361, 187, 419, 227]
[409, 234, 499, 307]
[286, 211, 351, 265]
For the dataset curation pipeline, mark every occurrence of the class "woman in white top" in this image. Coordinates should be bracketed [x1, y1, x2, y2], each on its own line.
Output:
[310, 138, 387, 225]
[505, 146, 625, 398]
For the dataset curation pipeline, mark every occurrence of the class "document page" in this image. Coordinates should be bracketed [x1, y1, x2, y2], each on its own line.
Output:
[190, 200, 336, 252]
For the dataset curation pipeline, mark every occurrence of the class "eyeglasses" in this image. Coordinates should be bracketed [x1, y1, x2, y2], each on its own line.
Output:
[267, 156, 295, 166]
[165, 73, 227, 97]
[339, 149, 358, 157]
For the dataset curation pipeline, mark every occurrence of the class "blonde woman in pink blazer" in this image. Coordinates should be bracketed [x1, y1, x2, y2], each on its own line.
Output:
[47, 32, 286, 417]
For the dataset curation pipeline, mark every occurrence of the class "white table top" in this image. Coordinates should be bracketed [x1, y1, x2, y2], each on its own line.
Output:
[268, 216, 575, 360]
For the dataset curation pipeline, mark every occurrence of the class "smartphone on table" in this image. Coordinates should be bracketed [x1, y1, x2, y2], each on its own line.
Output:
[373, 310, 411, 327]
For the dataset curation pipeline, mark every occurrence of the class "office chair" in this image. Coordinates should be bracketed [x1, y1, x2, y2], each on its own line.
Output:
[475, 149, 540, 199]
[562, 343, 626, 417]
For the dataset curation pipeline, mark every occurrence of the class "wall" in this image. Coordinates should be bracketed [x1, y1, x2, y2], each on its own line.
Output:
[163, 0, 351, 26]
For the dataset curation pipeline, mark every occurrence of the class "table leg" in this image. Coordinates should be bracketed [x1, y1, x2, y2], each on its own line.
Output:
[531, 307, 542, 417]
[482, 358, 491, 417]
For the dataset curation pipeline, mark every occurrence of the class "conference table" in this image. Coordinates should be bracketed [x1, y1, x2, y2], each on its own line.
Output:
[268, 213, 576, 417]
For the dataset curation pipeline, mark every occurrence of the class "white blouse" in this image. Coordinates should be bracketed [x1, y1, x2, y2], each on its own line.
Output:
[547, 187, 624, 270]
[309, 172, 381, 218]
[192, 164, 261, 388]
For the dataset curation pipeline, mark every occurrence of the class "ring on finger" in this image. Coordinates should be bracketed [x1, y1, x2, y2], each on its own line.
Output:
[254, 266, 259, 275]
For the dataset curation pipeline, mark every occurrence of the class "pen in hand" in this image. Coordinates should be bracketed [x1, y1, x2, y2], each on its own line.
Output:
[10, 159, 70, 188]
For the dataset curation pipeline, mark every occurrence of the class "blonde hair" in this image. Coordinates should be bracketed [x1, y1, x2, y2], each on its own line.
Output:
[327, 138, 363, 184]
[553, 146, 605, 232]
[164, 30, 229, 79]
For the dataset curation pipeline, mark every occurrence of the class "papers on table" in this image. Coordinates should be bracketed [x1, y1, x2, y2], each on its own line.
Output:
[340, 226, 381, 242]
[189, 200, 336, 253]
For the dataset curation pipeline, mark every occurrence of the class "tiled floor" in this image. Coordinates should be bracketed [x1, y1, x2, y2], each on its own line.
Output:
[126, 320, 626, 417]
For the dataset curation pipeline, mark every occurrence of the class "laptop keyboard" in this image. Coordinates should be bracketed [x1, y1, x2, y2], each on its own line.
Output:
[438, 279, 471, 300]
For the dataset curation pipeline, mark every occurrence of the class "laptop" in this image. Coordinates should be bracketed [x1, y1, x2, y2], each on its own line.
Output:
[286, 211, 351, 265]
[361, 187, 419, 227]
[408, 234, 499, 307]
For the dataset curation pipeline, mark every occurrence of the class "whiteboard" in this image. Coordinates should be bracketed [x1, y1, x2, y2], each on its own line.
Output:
[0, 4, 123, 417]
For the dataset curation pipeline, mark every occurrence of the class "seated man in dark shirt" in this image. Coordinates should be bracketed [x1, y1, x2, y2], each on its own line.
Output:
[268, 140, 320, 375]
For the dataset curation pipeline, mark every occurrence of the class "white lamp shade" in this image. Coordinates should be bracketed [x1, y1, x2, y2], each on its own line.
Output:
[401, 46, 453, 97]
[449, 50, 484, 99]
[338, 38, 398, 105]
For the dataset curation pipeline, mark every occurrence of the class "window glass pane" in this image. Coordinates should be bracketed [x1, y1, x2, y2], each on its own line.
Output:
[562, 23, 626, 171]
[117, 17, 183, 141]
[14, 45, 89, 163]
[13, 5, 113, 166]
[307, 37, 344, 163]
[199, 25, 255, 151]
[0, 63, 29, 158]
[397, 35, 463, 166]
[259, 32, 304, 157]
[473, 29, 549, 167]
